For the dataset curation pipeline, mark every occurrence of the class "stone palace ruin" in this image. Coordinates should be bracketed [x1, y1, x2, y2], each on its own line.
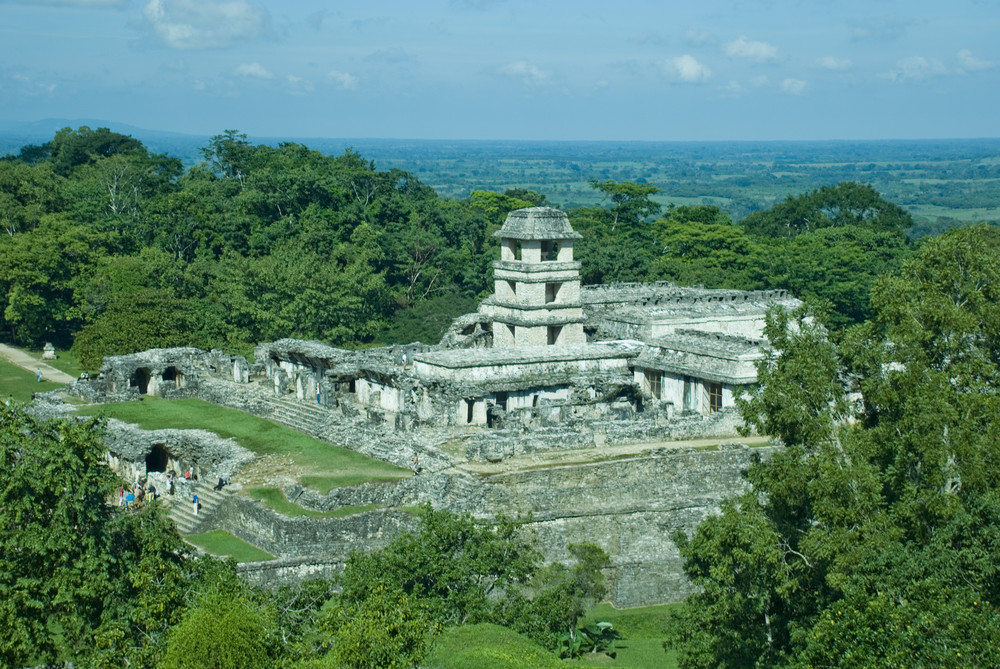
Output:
[70, 207, 796, 606]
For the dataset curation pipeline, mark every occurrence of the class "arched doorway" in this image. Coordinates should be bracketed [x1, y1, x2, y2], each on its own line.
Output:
[145, 443, 169, 472]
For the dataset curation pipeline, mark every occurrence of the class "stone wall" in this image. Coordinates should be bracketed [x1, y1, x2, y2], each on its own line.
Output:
[213, 496, 420, 557]
[463, 408, 746, 462]
[210, 444, 773, 608]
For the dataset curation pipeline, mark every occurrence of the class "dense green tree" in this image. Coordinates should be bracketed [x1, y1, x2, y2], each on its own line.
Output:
[649, 205, 763, 288]
[0, 406, 224, 667]
[0, 160, 63, 236]
[45, 126, 146, 177]
[159, 581, 279, 669]
[0, 214, 117, 346]
[741, 182, 912, 239]
[588, 178, 661, 228]
[340, 505, 539, 627]
[668, 224, 1000, 668]
[313, 586, 435, 669]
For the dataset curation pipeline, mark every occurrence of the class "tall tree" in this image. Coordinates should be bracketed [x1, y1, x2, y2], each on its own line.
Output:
[668, 224, 1000, 668]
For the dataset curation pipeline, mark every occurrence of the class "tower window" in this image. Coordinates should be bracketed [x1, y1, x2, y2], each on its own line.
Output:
[547, 326, 562, 345]
[545, 282, 561, 304]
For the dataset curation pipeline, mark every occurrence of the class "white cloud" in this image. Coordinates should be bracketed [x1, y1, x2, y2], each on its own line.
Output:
[234, 62, 272, 79]
[725, 36, 777, 63]
[957, 49, 994, 72]
[722, 80, 744, 96]
[142, 0, 270, 50]
[499, 60, 548, 85]
[285, 75, 314, 95]
[750, 75, 769, 88]
[881, 56, 947, 82]
[327, 70, 358, 90]
[780, 78, 806, 95]
[661, 55, 711, 83]
[817, 56, 852, 71]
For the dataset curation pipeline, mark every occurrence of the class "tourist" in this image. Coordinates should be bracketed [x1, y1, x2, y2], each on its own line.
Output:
[36, 368, 41, 382]
[411, 452, 420, 476]
[118, 485, 126, 507]
[193, 492, 199, 515]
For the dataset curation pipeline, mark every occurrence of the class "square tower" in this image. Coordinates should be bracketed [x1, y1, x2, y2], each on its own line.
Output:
[480, 207, 586, 348]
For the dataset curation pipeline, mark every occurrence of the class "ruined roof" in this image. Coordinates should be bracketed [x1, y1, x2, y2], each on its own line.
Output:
[601, 297, 797, 326]
[412, 340, 642, 370]
[635, 330, 766, 384]
[494, 207, 583, 240]
[582, 282, 793, 308]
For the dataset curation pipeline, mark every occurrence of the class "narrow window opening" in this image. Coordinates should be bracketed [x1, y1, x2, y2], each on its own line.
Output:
[547, 325, 562, 345]
[645, 370, 662, 399]
[707, 382, 723, 412]
[545, 282, 561, 304]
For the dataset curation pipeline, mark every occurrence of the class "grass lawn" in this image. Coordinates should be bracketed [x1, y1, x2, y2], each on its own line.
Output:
[425, 623, 565, 669]
[77, 397, 409, 488]
[246, 487, 379, 518]
[186, 530, 274, 562]
[424, 604, 680, 669]
[0, 358, 65, 403]
[569, 602, 681, 669]
[18, 347, 89, 377]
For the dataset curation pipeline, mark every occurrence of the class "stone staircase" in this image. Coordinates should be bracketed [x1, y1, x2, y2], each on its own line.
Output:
[164, 481, 230, 535]
[267, 396, 332, 436]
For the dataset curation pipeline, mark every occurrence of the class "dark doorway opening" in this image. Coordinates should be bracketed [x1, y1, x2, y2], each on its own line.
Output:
[162, 366, 183, 388]
[146, 443, 169, 472]
[131, 368, 151, 394]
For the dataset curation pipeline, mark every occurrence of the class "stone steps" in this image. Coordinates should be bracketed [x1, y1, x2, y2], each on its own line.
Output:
[268, 396, 331, 435]
[163, 481, 229, 535]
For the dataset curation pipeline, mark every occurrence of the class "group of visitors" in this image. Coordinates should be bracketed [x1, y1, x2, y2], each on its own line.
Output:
[114, 465, 229, 518]
[118, 476, 158, 509]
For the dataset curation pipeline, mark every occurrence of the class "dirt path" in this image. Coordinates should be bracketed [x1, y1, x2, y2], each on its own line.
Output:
[455, 433, 773, 476]
[0, 343, 76, 384]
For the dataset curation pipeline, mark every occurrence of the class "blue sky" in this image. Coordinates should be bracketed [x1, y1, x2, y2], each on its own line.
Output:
[1, 0, 997, 141]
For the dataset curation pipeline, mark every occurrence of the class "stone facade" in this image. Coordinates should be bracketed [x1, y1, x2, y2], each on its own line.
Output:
[249, 207, 799, 446]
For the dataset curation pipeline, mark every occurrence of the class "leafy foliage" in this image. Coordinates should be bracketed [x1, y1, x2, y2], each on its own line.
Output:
[668, 225, 1000, 668]
[740, 182, 913, 239]
[0, 405, 233, 668]
[159, 580, 279, 669]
